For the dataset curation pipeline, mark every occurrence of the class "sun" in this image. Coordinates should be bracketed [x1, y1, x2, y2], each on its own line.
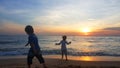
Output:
[82, 28, 91, 33]
[81, 28, 91, 35]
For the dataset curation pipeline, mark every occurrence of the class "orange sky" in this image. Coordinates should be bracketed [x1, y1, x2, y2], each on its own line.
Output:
[0, 0, 120, 36]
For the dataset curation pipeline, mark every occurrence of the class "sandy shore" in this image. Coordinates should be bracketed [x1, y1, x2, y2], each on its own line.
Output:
[0, 55, 120, 68]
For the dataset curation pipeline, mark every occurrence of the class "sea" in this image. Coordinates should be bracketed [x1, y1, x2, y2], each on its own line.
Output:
[0, 35, 120, 56]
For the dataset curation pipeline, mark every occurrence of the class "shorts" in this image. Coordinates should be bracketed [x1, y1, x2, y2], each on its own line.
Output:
[61, 49, 67, 55]
[27, 49, 45, 65]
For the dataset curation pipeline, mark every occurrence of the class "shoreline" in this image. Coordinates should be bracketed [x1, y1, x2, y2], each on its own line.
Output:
[0, 55, 120, 61]
[0, 55, 120, 68]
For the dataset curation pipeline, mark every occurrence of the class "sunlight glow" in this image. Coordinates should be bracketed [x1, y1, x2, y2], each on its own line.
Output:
[81, 28, 91, 35]
[81, 56, 92, 61]
[82, 28, 91, 33]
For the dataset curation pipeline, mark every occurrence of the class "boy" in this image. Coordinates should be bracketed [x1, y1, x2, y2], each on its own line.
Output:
[25, 25, 47, 68]
[55, 35, 71, 61]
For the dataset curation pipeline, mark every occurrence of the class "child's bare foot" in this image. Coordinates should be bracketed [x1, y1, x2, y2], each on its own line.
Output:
[66, 59, 68, 61]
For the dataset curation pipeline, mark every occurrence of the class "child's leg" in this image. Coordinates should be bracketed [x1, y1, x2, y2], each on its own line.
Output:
[27, 57, 34, 68]
[65, 50, 68, 61]
[36, 54, 47, 68]
[65, 53, 68, 61]
[27, 56, 34, 68]
[27, 50, 34, 68]
[61, 50, 64, 59]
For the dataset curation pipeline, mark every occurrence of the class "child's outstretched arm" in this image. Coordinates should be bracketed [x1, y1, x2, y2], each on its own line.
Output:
[67, 41, 71, 45]
[55, 42, 61, 45]
[25, 42, 29, 46]
[55, 43, 60, 45]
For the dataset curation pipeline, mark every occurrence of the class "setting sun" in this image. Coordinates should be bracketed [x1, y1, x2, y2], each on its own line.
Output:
[82, 28, 91, 33]
[80, 28, 91, 35]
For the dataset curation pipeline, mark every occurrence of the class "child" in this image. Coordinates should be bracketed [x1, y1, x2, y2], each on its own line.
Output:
[25, 25, 47, 68]
[55, 35, 71, 61]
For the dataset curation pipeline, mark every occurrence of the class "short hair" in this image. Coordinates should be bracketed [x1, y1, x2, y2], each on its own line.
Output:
[25, 25, 34, 34]
[62, 35, 67, 40]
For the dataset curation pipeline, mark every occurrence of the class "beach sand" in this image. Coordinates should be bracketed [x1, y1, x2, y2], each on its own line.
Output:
[0, 55, 120, 68]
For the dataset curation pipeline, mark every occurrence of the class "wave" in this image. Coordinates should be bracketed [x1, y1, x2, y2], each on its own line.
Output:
[67, 52, 120, 56]
[0, 48, 120, 56]
[0, 40, 19, 44]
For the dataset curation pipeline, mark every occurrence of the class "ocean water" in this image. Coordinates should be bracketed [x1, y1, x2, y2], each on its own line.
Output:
[0, 35, 120, 56]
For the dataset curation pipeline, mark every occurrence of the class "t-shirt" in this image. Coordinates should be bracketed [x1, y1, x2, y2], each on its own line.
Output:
[28, 34, 40, 51]
[60, 40, 68, 50]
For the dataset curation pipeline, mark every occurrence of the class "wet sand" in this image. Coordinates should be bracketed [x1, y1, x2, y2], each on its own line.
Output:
[0, 55, 120, 68]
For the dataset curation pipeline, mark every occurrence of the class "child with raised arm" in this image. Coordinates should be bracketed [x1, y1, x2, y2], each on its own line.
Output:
[25, 25, 47, 68]
[55, 35, 71, 61]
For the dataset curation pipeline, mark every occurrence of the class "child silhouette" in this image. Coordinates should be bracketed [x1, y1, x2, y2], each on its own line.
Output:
[55, 35, 71, 61]
[25, 25, 47, 68]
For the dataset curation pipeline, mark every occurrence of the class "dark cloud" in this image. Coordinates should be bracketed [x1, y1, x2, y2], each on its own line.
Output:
[103, 27, 120, 31]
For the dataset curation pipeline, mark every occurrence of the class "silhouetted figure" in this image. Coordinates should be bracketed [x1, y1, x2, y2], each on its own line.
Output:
[55, 35, 71, 61]
[25, 25, 47, 68]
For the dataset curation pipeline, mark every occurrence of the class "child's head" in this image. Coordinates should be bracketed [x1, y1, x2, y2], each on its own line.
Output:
[62, 35, 67, 40]
[25, 25, 34, 35]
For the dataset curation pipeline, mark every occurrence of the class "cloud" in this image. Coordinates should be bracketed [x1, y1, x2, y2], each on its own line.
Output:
[31, 0, 120, 28]
[31, 2, 91, 27]
[0, 6, 29, 14]
[0, 0, 120, 35]
[103, 27, 120, 31]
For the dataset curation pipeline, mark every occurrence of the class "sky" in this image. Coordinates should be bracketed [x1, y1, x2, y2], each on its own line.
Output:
[0, 0, 120, 36]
